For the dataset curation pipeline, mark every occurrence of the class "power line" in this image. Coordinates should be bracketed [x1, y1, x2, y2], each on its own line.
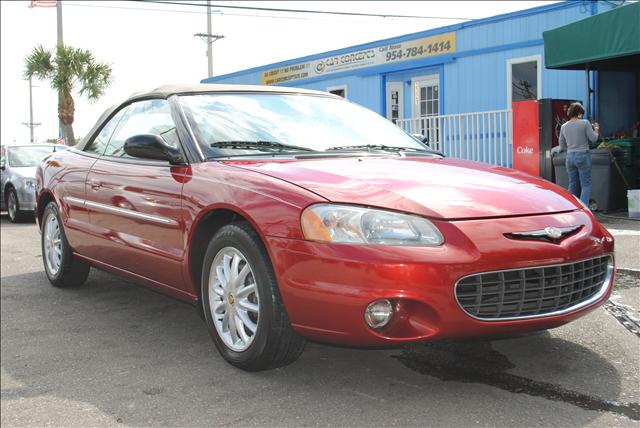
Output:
[130, 0, 473, 20]
[64, 2, 459, 24]
[64, 2, 216, 16]
[63, 2, 313, 21]
[63, 2, 469, 25]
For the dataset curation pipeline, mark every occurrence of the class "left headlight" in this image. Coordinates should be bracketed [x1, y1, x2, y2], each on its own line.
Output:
[301, 203, 444, 246]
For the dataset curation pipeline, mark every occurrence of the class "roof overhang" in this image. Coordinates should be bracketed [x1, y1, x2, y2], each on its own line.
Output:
[543, 2, 640, 71]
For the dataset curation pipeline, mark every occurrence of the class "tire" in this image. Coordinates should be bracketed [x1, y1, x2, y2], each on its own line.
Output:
[7, 188, 27, 223]
[41, 201, 90, 288]
[201, 222, 305, 371]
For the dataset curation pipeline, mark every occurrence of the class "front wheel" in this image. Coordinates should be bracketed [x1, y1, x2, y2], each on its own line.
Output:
[7, 188, 27, 223]
[201, 222, 305, 371]
[41, 201, 90, 287]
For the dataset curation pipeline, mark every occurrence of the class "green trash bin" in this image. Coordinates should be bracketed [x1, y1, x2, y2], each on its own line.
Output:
[608, 138, 640, 189]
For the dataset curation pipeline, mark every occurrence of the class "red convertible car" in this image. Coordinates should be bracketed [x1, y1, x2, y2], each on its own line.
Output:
[36, 84, 614, 371]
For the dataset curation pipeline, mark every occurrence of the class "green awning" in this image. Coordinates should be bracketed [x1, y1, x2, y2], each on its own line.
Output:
[543, 2, 640, 71]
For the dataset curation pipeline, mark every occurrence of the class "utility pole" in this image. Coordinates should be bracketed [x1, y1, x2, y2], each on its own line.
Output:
[194, 0, 224, 78]
[22, 76, 41, 143]
[56, 0, 62, 46]
[206, 0, 213, 77]
[56, 0, 63, 141]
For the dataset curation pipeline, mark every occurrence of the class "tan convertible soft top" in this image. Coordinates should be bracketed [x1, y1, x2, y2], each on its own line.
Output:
[129, 83, 334, 100]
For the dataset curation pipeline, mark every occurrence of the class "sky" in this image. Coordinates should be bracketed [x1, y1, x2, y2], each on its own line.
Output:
[0, 0, 557, 144]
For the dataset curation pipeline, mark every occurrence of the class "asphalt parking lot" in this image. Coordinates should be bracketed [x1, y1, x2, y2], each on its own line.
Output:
[1, 213, 639, 427]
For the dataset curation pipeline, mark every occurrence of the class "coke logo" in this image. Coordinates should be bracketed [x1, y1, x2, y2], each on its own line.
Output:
[517, 146, 534, 154]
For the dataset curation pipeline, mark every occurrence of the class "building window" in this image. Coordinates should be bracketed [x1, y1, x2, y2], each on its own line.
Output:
[386, 82, 404, 124]
[507, 55, 542, 106]
[412, 75, 440, 118]
[327, 85, 347, 98]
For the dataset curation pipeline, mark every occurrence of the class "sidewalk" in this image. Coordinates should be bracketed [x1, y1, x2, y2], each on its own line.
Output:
[596, 213, 640, 273]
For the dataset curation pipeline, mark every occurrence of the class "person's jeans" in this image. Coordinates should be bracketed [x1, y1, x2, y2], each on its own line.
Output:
[566, 151, 592, 206]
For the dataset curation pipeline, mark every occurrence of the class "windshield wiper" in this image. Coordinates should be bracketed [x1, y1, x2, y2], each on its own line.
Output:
[210, 140, 315, 152]
[325, 144, 432, 153]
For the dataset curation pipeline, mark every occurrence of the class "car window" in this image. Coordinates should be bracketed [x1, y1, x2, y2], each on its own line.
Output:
[104, 99, 179, 158]
[84, 106, 130, 155]
[179, 93, 430, 158]
[7, 146, 57, 167]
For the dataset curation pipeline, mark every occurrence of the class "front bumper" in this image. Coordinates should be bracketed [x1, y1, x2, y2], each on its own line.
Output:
[267, 210, 614, 346]
[16, 186, 36, 211]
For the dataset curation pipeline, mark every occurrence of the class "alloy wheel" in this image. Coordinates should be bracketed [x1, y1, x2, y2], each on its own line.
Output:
[43, 212, 62, 275]
[208, 247, 260, 352]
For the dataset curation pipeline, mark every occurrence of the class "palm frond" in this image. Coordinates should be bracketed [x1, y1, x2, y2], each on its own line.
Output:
[78, 57, 113, 101]
[24, 45, 54, 80]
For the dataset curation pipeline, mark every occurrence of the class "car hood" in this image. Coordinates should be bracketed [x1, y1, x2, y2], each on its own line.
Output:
[8, 166, 36, 179]
[224, 156, 580, 220]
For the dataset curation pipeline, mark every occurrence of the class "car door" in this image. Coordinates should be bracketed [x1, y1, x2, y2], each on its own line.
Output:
[84, 99, 189, 292]
[57, 107, 129, 251]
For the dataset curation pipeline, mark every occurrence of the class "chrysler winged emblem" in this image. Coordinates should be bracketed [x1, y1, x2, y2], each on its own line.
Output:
[504, 225, 582, 243]
[544, 227, 563, 239]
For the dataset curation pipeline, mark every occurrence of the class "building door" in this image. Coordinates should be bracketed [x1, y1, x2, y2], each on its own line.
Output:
[412, 75, 440, 145]
[386, 82, 404, 124]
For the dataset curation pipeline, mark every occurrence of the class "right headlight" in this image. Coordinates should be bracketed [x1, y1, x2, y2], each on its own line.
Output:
[301, 204, 444, 246]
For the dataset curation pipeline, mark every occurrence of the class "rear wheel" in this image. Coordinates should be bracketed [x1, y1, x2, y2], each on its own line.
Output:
[201, 222, 305, 371]
[41, 201, 90, 288]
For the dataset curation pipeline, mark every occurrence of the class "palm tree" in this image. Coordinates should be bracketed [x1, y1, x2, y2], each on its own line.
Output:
[24, 44, 113, 146]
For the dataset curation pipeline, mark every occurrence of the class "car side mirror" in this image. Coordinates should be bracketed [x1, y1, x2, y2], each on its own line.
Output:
[411, 133, 430, 145]
[123, 134, 185, 165]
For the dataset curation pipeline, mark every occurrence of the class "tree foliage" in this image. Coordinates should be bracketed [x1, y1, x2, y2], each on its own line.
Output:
[24, 44, 113, 145]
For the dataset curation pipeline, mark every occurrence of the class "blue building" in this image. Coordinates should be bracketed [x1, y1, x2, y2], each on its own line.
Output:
[203, 1, 638, 167]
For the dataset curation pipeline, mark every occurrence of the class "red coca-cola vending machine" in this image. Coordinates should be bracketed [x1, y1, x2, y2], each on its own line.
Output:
[513, 99, 577, 181]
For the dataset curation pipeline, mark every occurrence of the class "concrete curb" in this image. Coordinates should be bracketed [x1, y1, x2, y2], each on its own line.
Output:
[616, 267, 640, 279]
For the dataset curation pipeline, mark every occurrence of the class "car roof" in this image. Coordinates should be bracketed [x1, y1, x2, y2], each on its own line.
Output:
[128, 83, 337, 101]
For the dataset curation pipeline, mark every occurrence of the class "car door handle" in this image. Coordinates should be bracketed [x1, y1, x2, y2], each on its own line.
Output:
[89, 180, 102, 190]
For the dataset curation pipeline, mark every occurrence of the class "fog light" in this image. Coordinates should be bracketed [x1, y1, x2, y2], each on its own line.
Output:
[364, 299, 393, 329]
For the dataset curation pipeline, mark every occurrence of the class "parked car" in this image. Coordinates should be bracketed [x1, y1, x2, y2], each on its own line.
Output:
[1, 144, 67, 222]
[35, 84, 615, 371]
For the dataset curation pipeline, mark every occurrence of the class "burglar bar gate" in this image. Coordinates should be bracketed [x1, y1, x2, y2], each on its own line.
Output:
[396, 109, 513, 167]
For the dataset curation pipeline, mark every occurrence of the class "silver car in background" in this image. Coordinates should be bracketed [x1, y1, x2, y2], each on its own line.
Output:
[1, 144, 67, 222]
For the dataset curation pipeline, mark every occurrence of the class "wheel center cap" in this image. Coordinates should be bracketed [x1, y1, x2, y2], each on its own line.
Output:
[228, 293, 236, 305]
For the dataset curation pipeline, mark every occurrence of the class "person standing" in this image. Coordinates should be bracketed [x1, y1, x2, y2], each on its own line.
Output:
[558, 102, 600, 206]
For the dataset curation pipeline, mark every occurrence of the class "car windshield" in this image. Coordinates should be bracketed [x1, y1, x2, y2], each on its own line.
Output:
[7, 146, 56, 167]
[179, 93, 434, 158]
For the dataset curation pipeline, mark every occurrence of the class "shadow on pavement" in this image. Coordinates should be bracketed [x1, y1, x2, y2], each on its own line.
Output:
[2, 265, 636, 426]
[396, 338, 639, 420]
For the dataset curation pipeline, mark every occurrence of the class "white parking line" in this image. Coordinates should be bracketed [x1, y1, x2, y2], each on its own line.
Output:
[605, 229, 640, 237]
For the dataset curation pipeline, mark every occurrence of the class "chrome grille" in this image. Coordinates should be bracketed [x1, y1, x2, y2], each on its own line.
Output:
[455, 256, 612, 320]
